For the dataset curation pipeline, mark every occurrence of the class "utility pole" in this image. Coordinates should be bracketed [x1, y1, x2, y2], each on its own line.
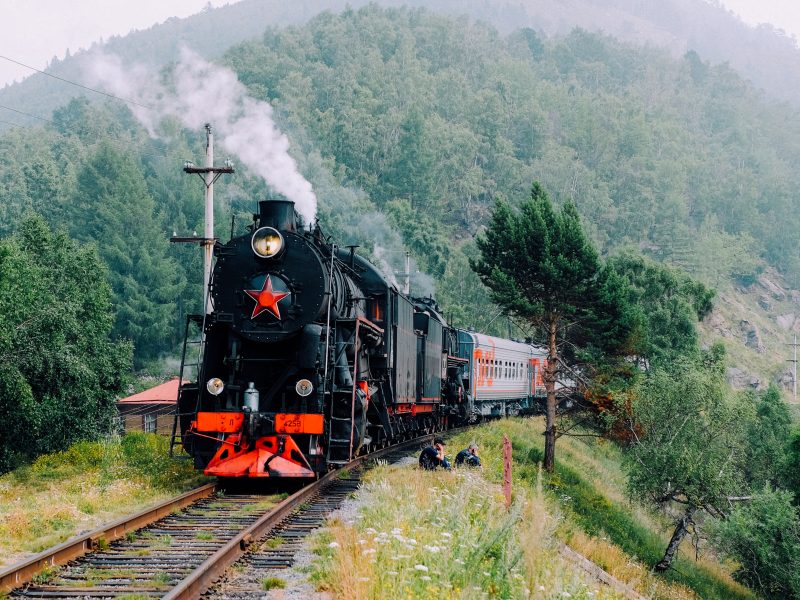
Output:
[788, 334, 798, 403]
[404, 251, 411, 295]
[177, 124, 234, 315]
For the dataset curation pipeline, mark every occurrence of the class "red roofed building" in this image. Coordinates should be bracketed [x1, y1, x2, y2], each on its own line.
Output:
[116, 378, 182, 434]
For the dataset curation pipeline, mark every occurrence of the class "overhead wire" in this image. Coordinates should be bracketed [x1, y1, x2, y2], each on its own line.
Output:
[0, 55, 175, 162]
[0, 102, 173, 162]
[0, 54, 154, 110]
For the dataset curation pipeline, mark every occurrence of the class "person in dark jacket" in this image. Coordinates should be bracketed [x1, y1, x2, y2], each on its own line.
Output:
[455, 443, 481, 467]
[419, 437, 451, 470]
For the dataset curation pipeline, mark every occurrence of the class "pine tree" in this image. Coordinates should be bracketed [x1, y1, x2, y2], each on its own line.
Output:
[70, 143, 185, 365]
[472, 182, 634, 471]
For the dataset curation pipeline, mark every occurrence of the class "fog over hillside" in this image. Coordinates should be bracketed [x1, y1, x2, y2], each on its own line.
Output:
[2, 0, 800, 131]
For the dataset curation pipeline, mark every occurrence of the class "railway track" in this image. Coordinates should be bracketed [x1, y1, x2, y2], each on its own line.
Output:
[1, 435, 434, 599]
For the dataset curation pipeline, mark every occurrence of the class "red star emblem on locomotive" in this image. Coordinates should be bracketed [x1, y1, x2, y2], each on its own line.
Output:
[244, 275, 290, 319]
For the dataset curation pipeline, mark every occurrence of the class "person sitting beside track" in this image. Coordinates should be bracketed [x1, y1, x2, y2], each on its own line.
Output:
[454, 443, 481, 467]
[419, 437, 451, 470]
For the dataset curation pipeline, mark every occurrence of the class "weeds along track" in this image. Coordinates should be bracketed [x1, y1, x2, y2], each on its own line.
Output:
[202, 451, 413, 599]
[3, 434, 438, 599]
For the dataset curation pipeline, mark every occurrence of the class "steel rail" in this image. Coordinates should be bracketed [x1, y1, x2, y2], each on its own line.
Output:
[0, 483, 216, 593]
[163, 433, 440, 599]
[2, 428, 454, 596]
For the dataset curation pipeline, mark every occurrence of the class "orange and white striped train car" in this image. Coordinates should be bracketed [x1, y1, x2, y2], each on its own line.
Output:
[455, 330, 548, 418]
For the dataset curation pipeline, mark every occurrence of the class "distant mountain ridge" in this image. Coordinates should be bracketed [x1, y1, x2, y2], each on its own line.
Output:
[1, 0, 799, 132]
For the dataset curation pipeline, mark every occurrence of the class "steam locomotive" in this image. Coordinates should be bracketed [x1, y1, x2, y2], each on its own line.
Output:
[173, 200, 547, 478]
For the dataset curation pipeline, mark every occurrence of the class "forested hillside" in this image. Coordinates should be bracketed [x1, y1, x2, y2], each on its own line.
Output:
[4, 0, 800, 133]
[2, 5, 800, 374]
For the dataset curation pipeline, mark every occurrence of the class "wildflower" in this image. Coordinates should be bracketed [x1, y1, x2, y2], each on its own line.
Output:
[561, 593, 571, 598]
[328, 541, 340, 549]
[441, 532, 452, 538]
[421, 575, 432, 581]
[483, 571, 491, 577]
[391, 528, 402, 535]
[406, 538, 417, 545]
[454, 558, 465, 565]
[365, 527, 377, 534]
[387, 571, 398, 576]
[359, 577, 369, 582]
[362, 548, 376, 555]
[538, 585, 546, 591]
[358, 539, 367, 545]
[423, 545, 441, 553]
[414, 564, 429, 572]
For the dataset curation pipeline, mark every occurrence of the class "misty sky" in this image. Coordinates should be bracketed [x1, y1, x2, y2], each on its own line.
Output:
[1, 0, 799, 88]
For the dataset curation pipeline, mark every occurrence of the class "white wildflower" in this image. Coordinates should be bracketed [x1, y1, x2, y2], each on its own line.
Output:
[391, 528, 402, 535]
[414, 564, 429, 572]
[454, 558, 465, 565]
[358, 577, 369, 582]
[421, 575, 432, 581]
[441, 532, 452, 538]
[406, 538, 417, 545]
[365, 527, 377, 534]
[538, 586, 546, 591]
[483, 571, 491, 577]
[328, 541, 340, 549]
[561, 592, 571, 598]
[424, 545, 441, 553]
[357, 539, 367, 545]
[362, 548, 376, 555]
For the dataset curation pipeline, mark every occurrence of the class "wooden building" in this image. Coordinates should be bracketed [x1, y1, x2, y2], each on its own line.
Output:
[116, 378, 181, 435]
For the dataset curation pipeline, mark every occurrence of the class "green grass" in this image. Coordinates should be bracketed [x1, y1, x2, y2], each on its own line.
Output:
[149, 571, 171, 588]
[448, 419, 755, 600]
[307, 461, 608, 598]
[261, 577, 287, 590]
[0, 432, 210, 567]
[263, 536, 284, 549]
[195, 531, 214, 541]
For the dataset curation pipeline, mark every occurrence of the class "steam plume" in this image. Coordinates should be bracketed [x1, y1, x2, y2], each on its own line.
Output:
[88, 47, 317, 222]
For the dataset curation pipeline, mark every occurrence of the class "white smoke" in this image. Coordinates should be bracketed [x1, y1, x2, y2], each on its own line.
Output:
[87, 47, 317, 222]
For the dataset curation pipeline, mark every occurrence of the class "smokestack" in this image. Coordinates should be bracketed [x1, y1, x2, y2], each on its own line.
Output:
[259, 200, 296, 232]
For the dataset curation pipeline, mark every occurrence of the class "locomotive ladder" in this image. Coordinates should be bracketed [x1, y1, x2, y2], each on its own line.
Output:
[326, 321, 359, 465]
[169, 314, 206, 458]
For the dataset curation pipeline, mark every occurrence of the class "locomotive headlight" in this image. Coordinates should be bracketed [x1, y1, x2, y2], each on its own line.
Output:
[251, 227, 284, 258]
[295, 378, 313, 397]
[206, 377, 225, 396]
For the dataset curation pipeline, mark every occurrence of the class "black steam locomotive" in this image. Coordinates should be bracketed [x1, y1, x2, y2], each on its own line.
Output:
[173, 200, 546, 479]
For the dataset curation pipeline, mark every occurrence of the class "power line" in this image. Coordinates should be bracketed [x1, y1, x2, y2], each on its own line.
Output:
[0, 102, 173, 162]
[0, 54, 154, 110]
[0, 102, 53, 123]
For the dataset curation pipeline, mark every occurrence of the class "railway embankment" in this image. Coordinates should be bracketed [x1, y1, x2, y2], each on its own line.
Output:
[306, 419, 754, 600]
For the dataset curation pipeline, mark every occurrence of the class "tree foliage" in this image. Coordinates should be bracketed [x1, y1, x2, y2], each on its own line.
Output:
[0, 216, 131, 472]
[607, 252, 714, 366]
[624, 347, 755, 571]
[472, 182, 635, 471]
[712, 487, 800, 599]
[69, 143, 185, 366]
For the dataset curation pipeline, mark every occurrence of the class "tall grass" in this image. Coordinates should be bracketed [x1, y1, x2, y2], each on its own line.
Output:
[309, 462, 621, 598]
[448, 419, 755, 600]
[0, 432, 208, 566]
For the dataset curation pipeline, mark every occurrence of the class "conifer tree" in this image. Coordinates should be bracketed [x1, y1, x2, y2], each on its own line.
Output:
[70, 143, 185, 365]
[472, 182, 634, 471]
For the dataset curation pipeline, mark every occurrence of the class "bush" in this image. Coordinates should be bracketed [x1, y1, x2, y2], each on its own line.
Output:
[712, 488, 800, 599]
